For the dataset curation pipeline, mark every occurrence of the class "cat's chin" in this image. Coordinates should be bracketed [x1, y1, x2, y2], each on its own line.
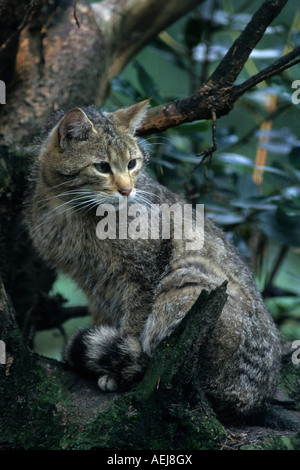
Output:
[115, 198, 127, 211]
[96, 197, 131, 212]
[111, 192, 135, 211]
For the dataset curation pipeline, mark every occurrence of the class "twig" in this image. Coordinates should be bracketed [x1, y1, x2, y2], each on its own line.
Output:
[73, 0, 80, 28]
[263, 245, 289, 296]
[233, 47, 300, 98]
[190, 109, 217, 175]
[207, 0, 288, 88]
[138, 0, 291, 137]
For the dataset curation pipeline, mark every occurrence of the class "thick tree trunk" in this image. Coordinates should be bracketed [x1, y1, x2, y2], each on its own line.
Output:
[1, 0, 105, 147]
[0, 0, 204, 148]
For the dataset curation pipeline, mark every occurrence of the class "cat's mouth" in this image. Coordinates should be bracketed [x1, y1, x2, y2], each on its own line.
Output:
[101, 189, 136, 211]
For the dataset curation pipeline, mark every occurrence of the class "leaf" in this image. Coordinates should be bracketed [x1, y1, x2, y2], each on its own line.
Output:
[172, 121, 210, 135]
[193, 43, 229, 62]
[110, 76, 140, 101]
[281, 186, 300, 201]
[184, 17, 204, 49]
[230, 197, 278, 211]
[257, 207, 300, 247]
[236, 173, 260, 198]
[207, 212, 245, 226]
[150, 40, 189, 73]
[155, 158, 177, 170]
[134, 61, 163, 105]
[291, 29, 300, 47]
[289, 147, 300, 169]
[216, 153, 255, 168]
[249, 46, 283, 59]
[266, 296, 300, 319]
[166, 152, 202, 164]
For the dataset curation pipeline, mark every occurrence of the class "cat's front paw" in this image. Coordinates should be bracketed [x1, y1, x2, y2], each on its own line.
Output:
[98, 374, 118, 392]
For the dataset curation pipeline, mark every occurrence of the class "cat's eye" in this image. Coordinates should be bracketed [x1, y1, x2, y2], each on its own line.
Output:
[95, 162, 111, 174]
[128, 159, 137, 170]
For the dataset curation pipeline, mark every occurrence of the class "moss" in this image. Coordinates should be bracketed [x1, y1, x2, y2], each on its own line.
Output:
[0, 354, 66, 449]
[0, 350, 224, 450]
[240, 434, 296, 450]
[61, 387, 224, 451]
[0, 284, 227, 450]
[279, 360, 300, 410]
[0, 279, 68, 449]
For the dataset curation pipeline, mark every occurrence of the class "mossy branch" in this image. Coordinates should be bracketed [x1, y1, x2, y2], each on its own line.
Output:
[0, 283, 228, 450]
[136, 281, 228, 401]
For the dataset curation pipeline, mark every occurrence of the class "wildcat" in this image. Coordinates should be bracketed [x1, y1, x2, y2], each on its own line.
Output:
[24, 100, 281, 417]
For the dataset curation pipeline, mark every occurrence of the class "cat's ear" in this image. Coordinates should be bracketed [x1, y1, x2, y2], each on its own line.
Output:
[113, 99, 150, 134]
[57, 108, 95, 148]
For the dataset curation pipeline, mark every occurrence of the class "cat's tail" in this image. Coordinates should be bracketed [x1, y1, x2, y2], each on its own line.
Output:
[63, 325, 149, 391]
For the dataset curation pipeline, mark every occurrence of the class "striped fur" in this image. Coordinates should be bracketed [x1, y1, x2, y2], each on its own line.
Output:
[24, 102, 281, 416]
[63, 326, 149, 391]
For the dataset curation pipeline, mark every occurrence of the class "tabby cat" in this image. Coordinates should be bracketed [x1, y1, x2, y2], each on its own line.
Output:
[24, 100, 281, 416]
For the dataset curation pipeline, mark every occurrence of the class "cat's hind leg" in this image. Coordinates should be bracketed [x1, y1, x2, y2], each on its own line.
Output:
[63, 325, 149, 391]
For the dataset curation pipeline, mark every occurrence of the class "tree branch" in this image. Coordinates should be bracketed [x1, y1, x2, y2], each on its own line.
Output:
[91, 0, 205, 95]
[189, 109, 217, 175]
[206, 0, 288, 88]
[0, 0, 205, 148]
[136, 85, 231, 136]
[137, 0, 297, 136]
[233, 46, 300, 98]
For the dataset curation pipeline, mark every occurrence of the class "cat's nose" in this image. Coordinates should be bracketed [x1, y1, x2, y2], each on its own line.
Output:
[118, 188, 132, 197]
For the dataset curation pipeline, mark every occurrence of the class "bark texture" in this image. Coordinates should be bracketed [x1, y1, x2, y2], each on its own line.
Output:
[0, 0, 204, 148]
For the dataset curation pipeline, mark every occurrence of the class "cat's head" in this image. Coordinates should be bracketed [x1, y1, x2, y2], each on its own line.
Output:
[39, 100, 150, 209]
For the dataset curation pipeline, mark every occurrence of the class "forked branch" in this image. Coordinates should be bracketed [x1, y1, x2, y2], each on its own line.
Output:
[137, 0, 297, 137]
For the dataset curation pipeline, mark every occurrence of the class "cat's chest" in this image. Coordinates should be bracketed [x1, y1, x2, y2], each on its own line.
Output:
[58, 219, 157, 276]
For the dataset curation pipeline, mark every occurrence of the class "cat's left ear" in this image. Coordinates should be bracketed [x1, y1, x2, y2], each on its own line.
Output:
[113, 98, 150, 134]
[57, 108, 95, 148]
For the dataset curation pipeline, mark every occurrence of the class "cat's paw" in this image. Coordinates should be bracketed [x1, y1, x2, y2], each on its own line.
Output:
[98, 374, 118, 392]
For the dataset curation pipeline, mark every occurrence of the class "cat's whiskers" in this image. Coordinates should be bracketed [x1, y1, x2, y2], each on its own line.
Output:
[31, 190, 108, 236]
[50, 192, 109, 216]
[136, 189, 161, 202]
[132, 189, 161, 213]
[44, 187, 97, 201]
[132, 193, 151, 207]
[34, 187, 161, 239]
[72, 196, 110, 214]
[143, 135, 172, 146]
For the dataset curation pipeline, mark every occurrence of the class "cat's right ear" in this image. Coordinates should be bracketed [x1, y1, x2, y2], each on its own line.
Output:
[57, 108, 95, 149]
[113, 99, 151, 135]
